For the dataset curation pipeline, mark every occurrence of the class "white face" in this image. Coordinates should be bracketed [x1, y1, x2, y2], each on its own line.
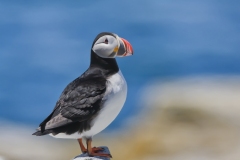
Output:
[92, 35, 119, 58]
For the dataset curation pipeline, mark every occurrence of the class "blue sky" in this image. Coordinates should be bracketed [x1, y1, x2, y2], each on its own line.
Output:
[1, 0, 240, 129]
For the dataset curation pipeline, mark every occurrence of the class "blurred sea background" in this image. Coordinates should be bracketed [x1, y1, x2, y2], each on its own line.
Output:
[1, 0, 240, 160]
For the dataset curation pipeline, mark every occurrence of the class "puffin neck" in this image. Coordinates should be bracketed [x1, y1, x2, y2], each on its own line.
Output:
[90, 51, 119, 76]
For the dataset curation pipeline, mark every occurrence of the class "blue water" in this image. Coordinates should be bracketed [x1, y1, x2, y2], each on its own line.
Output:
[1, 0, 240, 130]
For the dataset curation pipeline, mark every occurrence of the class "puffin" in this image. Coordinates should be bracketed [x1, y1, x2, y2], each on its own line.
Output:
[33, 32, 133, 158]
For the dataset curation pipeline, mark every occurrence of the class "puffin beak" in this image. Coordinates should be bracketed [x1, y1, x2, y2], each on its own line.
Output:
[117, 37, 133, 57]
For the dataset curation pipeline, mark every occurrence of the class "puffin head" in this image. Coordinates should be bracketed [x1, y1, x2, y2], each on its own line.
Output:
[92, 32, 133, 58]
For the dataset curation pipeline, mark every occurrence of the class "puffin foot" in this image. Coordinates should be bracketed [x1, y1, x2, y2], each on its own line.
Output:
[92, 146, 104, 152]
[86, 138, 112, 158]
[81, 149, 87, 153]
[78, 138, 87, 153]
[89, 151, 112, 158]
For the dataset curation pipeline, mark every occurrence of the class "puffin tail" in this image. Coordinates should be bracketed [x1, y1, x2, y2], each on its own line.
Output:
[32, 126, 52, 136]
[32, 129, 51, 136]
[33, 111, 55, 136]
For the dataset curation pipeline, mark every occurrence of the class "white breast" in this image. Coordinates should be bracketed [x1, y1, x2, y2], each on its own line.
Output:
[50, 71, 127, 139]
[83, 71, 127, 137]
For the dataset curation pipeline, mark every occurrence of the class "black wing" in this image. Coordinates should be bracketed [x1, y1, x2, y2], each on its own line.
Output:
[59, 77, 106, 119]
[35, 74, 106, 134]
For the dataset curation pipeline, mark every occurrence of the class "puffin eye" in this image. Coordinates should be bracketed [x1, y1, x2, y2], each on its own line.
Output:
[104, 38, 108, 44]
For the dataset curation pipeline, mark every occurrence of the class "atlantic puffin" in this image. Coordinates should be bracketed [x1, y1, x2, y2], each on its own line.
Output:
[33, 32, 133, 158]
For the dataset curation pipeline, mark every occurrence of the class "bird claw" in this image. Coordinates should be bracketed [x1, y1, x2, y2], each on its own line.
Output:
[89, 152, 112, 158]
[92, 147, 104, 152]
[89, 147, 112, 158]
[81, 149, 87, 153]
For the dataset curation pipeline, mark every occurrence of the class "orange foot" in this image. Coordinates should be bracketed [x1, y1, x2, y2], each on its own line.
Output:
[92, 147, 104, 152]
[81, 148, 87, 153]
[89, 151, 112, 158]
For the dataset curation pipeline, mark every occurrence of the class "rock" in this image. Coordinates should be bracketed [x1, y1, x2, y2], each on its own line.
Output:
[73, 146, 111, 160]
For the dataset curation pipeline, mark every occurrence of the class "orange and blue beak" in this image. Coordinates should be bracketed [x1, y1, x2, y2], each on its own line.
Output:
[117, 37, 133, 57]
